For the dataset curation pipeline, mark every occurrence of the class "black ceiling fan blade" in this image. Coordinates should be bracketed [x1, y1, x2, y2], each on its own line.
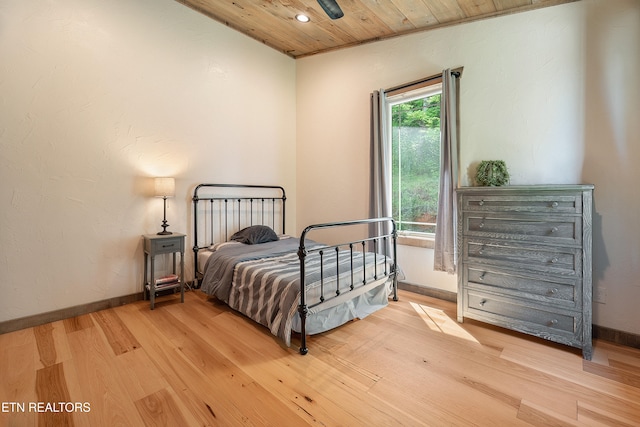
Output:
[317, 0, 344, 20]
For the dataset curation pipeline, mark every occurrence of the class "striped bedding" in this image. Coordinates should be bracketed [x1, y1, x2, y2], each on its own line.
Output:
[200, 238, 393, 346]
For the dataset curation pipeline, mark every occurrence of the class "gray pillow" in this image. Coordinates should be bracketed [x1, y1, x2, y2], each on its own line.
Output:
[230, 225, 279, 244]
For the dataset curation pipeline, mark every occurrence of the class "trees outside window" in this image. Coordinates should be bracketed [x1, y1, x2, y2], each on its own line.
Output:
[389, 88, 441, 235]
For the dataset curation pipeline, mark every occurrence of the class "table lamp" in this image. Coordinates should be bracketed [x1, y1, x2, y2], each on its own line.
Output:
[154, 177, 175, 235]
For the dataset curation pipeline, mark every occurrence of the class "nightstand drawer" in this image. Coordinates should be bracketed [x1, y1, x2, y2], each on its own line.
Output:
[145, 235, 185, 255]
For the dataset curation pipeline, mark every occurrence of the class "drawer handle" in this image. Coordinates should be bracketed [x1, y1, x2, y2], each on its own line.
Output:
[162, 244, 175, 248]
[479, 222, 485, 229]
[550, 227, 558, 233]
[478, 246, 485, 255]
[479, 299, 487, 307]
[551, 201, 559, 208]
[550, 257, 558, 264]
[549, 288, 558, 295]
[478, 273, 486, 281]
[479, 200, 485, 206]
[548, 319, 558, 326]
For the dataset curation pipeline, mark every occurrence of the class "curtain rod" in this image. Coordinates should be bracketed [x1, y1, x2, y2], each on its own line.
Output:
[384, 66, 463, 95]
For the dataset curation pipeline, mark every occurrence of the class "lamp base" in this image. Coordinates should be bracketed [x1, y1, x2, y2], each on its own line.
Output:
[157, 197, 172, 235]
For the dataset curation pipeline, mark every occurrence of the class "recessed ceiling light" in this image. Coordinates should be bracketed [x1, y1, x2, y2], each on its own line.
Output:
[295, 14, 310, 23]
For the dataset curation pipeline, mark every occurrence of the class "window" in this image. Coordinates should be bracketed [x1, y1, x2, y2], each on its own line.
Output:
[387, 83, 442, 236]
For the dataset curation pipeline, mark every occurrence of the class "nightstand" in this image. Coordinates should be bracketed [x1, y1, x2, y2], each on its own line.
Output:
[142, 233, 185, 309]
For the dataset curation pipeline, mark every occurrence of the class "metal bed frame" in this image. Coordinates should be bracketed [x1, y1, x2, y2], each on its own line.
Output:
[192, 183, 398, 355]
[192, 183, 287, 281]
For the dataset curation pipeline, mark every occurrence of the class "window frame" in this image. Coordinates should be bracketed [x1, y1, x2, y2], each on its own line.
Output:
[386, 82, 443, 239]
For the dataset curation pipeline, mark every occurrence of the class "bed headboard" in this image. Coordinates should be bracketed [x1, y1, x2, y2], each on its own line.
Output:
[192, 183, 286, 281]
[193, 183, 286, 247]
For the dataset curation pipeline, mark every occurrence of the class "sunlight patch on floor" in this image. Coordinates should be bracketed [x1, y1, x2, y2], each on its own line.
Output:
[410, 302, 479, 343]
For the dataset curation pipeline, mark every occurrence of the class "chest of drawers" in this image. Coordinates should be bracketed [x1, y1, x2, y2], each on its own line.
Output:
[456, 185, 594, 359]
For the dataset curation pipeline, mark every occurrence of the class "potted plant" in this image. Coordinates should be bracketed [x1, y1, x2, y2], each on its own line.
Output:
[475, 160, 509, 186]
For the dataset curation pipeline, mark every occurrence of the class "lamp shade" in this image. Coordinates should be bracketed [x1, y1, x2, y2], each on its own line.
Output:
[154, 177, 175, 198]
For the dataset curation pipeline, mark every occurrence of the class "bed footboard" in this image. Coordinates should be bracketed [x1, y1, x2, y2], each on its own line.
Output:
[297, 217, 398, 355]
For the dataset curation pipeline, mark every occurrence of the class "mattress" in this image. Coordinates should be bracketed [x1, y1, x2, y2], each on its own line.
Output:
[198, 237, 394, 346]
[197, 237, 292, 275]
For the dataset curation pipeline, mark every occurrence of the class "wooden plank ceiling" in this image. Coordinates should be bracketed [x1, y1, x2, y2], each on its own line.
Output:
[175, 0, 579, 58]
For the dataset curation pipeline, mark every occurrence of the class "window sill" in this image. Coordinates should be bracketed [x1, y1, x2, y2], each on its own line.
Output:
[397, 234, 435, 249]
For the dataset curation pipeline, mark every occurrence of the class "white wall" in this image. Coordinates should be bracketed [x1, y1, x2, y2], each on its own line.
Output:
[2, 0, 638, 337]
[296, 0, 640, 335]
[0, 0, 296, 322]
[582, 0, 640, 334]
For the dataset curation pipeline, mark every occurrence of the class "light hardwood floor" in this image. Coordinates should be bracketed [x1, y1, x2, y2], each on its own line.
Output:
[1, 289, 639, 426]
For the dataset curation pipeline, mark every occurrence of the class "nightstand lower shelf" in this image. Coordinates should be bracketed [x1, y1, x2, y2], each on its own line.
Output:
[144, 282, 183, 298]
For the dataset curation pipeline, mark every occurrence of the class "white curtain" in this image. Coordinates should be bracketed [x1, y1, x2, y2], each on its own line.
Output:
[433, 69, 461, 274]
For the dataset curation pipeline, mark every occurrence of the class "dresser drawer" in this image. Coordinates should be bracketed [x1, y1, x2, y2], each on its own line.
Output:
[465, 266, 579, 308]
[464, 239, 581, 276]
[145, 236, 185, 255]
[463, 214, 581, 246]
[465, 290, 580, 337]
[461, 193, 582, 214]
